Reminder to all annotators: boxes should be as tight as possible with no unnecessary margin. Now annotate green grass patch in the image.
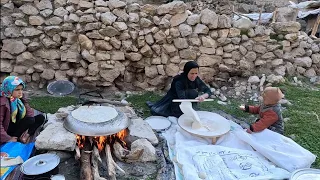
[29,96,78,114]
[126,92,162,118]
[240,29,249,36]
[278,84,320,168]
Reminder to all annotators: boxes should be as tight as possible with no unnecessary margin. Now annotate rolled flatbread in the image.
[179,102,214,131]
[71,106,118,123]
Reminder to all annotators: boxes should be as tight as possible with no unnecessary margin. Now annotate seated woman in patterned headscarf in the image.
[147,61,212,118]
[0,76,45,144]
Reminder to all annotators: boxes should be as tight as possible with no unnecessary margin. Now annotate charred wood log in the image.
[80,139,93,180]
[105,144,125,180]
[113,141,144,162]
[91,146,107,180]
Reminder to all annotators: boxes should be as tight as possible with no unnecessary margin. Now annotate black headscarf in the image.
[172,61,199,90]
[182,61,199,76]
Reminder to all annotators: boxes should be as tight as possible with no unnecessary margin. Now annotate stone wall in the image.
[1,0,319,91]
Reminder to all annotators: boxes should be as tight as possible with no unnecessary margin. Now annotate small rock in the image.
[114,91,124,97]
[279,99,292,106]
[217,101,227,105]
[120,99,129,105]
[289,134,296,140]
[221,86,227,91]
[248,76,260,84]
[219,94,227,102]
[283,118,290,122]
[310,76,319,84]
[55,112,69,119]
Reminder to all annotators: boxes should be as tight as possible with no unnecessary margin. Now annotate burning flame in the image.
[76,129,128,151]
[76,135,86,149]
[94,136,106,151]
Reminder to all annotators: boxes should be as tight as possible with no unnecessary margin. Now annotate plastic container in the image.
[290,168,320,180]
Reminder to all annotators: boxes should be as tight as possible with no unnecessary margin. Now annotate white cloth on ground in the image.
[162,116,315,180]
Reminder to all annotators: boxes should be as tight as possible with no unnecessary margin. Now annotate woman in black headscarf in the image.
[147,61,212,118]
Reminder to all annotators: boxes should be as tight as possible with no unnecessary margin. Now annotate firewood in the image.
[105,144,125,180]
[257,7,263,25]
[272,8,278,23]
[113,142,144,162]
[311,14,320,37]
[80,140,93,180]
[88,137,94,146]
[91,146,106,180]
[113,142,130,161]
[126,149,144,162]
[75,146,81,160]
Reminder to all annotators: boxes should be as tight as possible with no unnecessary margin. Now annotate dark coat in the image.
[150,75,212,117]
[0,96,34,143]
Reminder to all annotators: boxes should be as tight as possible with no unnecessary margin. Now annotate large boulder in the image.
[127,118,158,145]
[233,17,254,30]
[35,122,76,151]
[2,40,26,55]
[275,7,297,22]
[271,22,301,33]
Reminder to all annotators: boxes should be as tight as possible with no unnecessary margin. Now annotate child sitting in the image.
[240,87,284,134]
[0,76,45,144]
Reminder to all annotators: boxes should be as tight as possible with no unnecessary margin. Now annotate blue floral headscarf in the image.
[0,76,26,123]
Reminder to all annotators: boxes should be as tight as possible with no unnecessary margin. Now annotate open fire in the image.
[75,129,130,180]
[76,129,128,151]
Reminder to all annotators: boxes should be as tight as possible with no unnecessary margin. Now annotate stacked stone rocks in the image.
[1,0,319,90]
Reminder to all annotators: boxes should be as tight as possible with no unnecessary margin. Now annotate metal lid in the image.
[290,168,320,180]
[64,106,129,136]
[145,116,171,132]
[20,153,60,175]
[47,80,75,96]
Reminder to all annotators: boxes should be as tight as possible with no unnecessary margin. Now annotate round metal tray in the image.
[47,80,75,96]
[145,116,171,132]
[20,154,60,176]
[63,107,129,136]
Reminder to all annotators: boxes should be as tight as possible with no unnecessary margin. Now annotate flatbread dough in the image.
[71,106,118,123]
[1,156,24,167]
[191,121,202,129]
[179,101,211,131]
[179,101,202,125]
[178,111,231,137]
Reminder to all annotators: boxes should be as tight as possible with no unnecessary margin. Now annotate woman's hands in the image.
[195,93,209,102]
[8,137,18,142]
[239,105,245,111]
[19,131,30,144]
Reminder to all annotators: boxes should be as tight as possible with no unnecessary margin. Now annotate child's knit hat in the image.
[262,87,284,105]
